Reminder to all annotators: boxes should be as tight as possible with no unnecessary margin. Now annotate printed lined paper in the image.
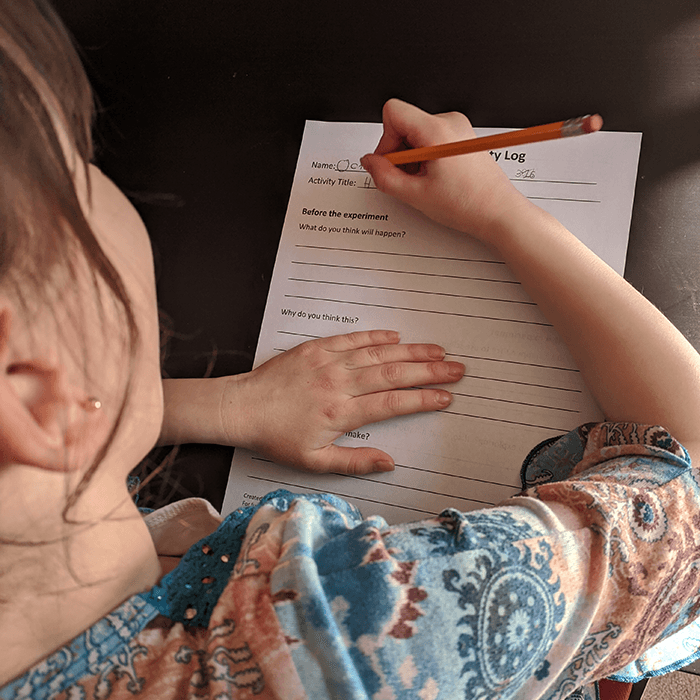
[222,120,642,523]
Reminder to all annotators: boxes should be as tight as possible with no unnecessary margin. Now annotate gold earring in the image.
[81,397,102,412]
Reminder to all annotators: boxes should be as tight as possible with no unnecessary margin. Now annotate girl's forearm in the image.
[158,377,228,446]
[486,200,700,458]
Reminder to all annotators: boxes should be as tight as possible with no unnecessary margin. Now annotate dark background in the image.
[52,0,700,513]
[50,2,700,686]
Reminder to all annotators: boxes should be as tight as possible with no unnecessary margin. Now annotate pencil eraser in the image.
[583,114,604,133]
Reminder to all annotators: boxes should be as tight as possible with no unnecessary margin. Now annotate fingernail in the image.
[428,346,446,359]
[448,362,465,379]
[436,392,452,406]
[374,460,395,472]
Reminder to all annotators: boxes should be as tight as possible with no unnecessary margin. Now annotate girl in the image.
[2,1,700,698]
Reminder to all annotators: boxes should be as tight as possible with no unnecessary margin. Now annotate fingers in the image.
[375,99,473,153]
[342,340,464,393]
[308,444,396,475]
[308,331,453,368]
[312,329,400,353]
[361,99,477,202]
[349,386,454,428]
[300,332,464,394]
[343,340,446,368]
[361,100,435,198]
[352,359,465,397]
[374,99,437,152]
[361,152,423,200]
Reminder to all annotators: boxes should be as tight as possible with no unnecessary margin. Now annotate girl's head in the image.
[0,0,148,516]
[0,5,163,683]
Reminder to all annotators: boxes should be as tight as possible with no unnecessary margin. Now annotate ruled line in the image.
[448,353,579,373]
[510,178,597,186]
[440,410,570,432]
[342,473,497,507]
[463,374,581,393]
[278,330,321,339]
[290,261,519,286]
[451,391,579,413]
[295,244,506,265]
[527,196,601,203]
[288,277,535,306]
[395,462,516,489]
[247,474,439,515]
[283,294,552,327]
[251,453,516,491]
[248,466,506,512]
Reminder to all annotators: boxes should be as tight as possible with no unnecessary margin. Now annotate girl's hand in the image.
[361,99,530,240]
[221,330,464,475]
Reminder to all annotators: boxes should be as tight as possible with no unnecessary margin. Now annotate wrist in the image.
[476,195,549,252]
[159,376,229,446]
[218,371,258,450]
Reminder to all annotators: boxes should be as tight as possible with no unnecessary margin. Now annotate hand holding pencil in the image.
[361,99,602,239]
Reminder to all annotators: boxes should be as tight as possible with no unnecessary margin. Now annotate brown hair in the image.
[0,0,138,522]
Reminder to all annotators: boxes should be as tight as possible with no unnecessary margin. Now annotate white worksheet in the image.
[222,120,642,523]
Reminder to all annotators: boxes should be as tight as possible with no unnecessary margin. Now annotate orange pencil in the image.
[383,114,604,165]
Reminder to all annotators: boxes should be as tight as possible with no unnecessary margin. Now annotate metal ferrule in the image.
[561,115,590,137]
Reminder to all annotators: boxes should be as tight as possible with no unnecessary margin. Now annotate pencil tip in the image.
[583,114,604,133]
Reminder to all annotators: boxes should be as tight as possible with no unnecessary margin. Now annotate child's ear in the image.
[0,304,93,472]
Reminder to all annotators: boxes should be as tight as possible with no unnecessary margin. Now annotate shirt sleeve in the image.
[524,423,700,686]
[239,422,700,700]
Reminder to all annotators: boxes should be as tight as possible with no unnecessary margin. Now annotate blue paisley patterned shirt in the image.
[2,422,700,700]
